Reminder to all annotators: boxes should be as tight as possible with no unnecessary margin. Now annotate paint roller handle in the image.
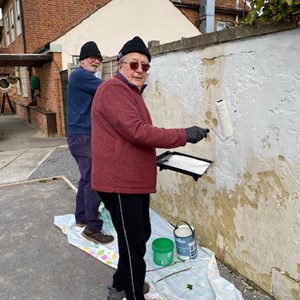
[185,126,209,144]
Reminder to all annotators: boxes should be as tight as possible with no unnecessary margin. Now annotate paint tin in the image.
[174,221,197,260]
[152,237,174,266]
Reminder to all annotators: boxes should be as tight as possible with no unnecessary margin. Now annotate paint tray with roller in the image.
[156,151,213,181]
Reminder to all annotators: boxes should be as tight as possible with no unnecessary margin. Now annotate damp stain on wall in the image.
[201,78,219,90]
[152,158,298,294]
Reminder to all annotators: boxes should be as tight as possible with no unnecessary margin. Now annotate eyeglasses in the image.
[89,56,101,62]
[122,61,150,72]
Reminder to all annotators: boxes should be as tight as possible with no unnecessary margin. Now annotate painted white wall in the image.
[145,28,300,299]
[50,0,201,69]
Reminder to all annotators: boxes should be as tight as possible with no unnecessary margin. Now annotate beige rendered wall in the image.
[50,0,201,70]
[144,25,300,300]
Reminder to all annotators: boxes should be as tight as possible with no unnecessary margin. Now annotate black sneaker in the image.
[82,227,114,245]
[107,282,150,300]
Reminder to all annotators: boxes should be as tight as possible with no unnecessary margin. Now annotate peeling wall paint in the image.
[144,27,300,299]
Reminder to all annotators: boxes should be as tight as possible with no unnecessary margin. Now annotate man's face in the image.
[118,53,150,90]
[81,56,101,74]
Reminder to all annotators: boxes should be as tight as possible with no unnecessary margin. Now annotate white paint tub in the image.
[174,221,197,260]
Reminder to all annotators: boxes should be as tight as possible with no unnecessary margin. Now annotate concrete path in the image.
[0,114,66,184]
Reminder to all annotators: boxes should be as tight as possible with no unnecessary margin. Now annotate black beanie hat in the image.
[118,36,151,62]
[79,41,103,61]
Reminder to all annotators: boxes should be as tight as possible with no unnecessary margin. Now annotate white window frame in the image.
[4,15,10,46]
[72,56,80,66]
[15,67,21,95]
[20,67,28,98]
[15,0,22,36]
[217,21,231,31]
[9,5,15,42]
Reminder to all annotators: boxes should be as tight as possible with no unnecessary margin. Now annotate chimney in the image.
[199,0,215,33]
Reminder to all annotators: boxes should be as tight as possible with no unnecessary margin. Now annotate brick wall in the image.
[31,52,65,136]
[29,106,57,136]
[216,0,246,10]
[13,101,29,121]
[178,7,200,28]
[29,109,47,133]
[175,0,249,30]
[3,52,65,137]
[1,0,111,53]
[21,0,111,53]
[4,34,25,54]
[215,0,248,25]
[0,85,18,113]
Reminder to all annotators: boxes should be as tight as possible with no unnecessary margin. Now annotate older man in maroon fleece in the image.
[91,36,209,300]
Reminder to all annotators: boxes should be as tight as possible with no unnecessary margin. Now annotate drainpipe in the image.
[199,0,215,33]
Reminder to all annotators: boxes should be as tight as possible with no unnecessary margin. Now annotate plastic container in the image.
[174,221,197,260]
[152,237,174,266]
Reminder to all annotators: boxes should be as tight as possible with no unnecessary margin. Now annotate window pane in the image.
[15,0,22,35]
[9,6,15,42]
[4,15,10,46]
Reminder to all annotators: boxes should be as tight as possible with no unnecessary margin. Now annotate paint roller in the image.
[210,99,233,141]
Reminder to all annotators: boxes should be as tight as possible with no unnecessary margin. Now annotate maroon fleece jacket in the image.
[91,74,187,194]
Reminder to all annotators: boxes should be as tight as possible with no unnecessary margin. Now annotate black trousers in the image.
[98,192,151,300]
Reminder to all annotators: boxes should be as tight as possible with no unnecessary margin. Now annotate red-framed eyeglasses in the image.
[122,61,150,72]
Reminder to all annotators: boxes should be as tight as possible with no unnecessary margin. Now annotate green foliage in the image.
[245,0,300,25]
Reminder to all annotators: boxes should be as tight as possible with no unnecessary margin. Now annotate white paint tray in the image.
[156,151,213,181]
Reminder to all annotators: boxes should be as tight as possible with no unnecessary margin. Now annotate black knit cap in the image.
[118,36,151,62]
[79,41,103,61]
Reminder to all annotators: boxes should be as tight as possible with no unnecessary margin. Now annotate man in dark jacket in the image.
[92,36,208,300]
[67,41,113,245]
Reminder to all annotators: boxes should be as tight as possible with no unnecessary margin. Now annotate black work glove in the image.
[185,126,209,143]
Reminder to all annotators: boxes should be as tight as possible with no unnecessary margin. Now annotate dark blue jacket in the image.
[67,66,102,135]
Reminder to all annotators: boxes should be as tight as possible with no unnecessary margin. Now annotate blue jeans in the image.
[67,134,103,231]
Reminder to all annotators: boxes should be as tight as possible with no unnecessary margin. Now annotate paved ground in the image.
[0,114,66,184]
[0,114,275,300]
[0,177,115,300]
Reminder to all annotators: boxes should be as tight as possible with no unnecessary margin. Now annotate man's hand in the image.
[185,126,209,143]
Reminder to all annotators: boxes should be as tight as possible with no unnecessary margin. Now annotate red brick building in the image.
[0,0,112,136]
[172,0,248,31]
[0,0,249,136]
[0,0,110,53]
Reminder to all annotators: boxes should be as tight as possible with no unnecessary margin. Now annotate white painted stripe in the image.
[118,194,137,300]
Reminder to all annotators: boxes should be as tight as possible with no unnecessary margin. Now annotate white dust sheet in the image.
[54,206,243,300]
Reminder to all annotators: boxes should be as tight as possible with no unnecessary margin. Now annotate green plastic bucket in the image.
[152,237,174,266]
